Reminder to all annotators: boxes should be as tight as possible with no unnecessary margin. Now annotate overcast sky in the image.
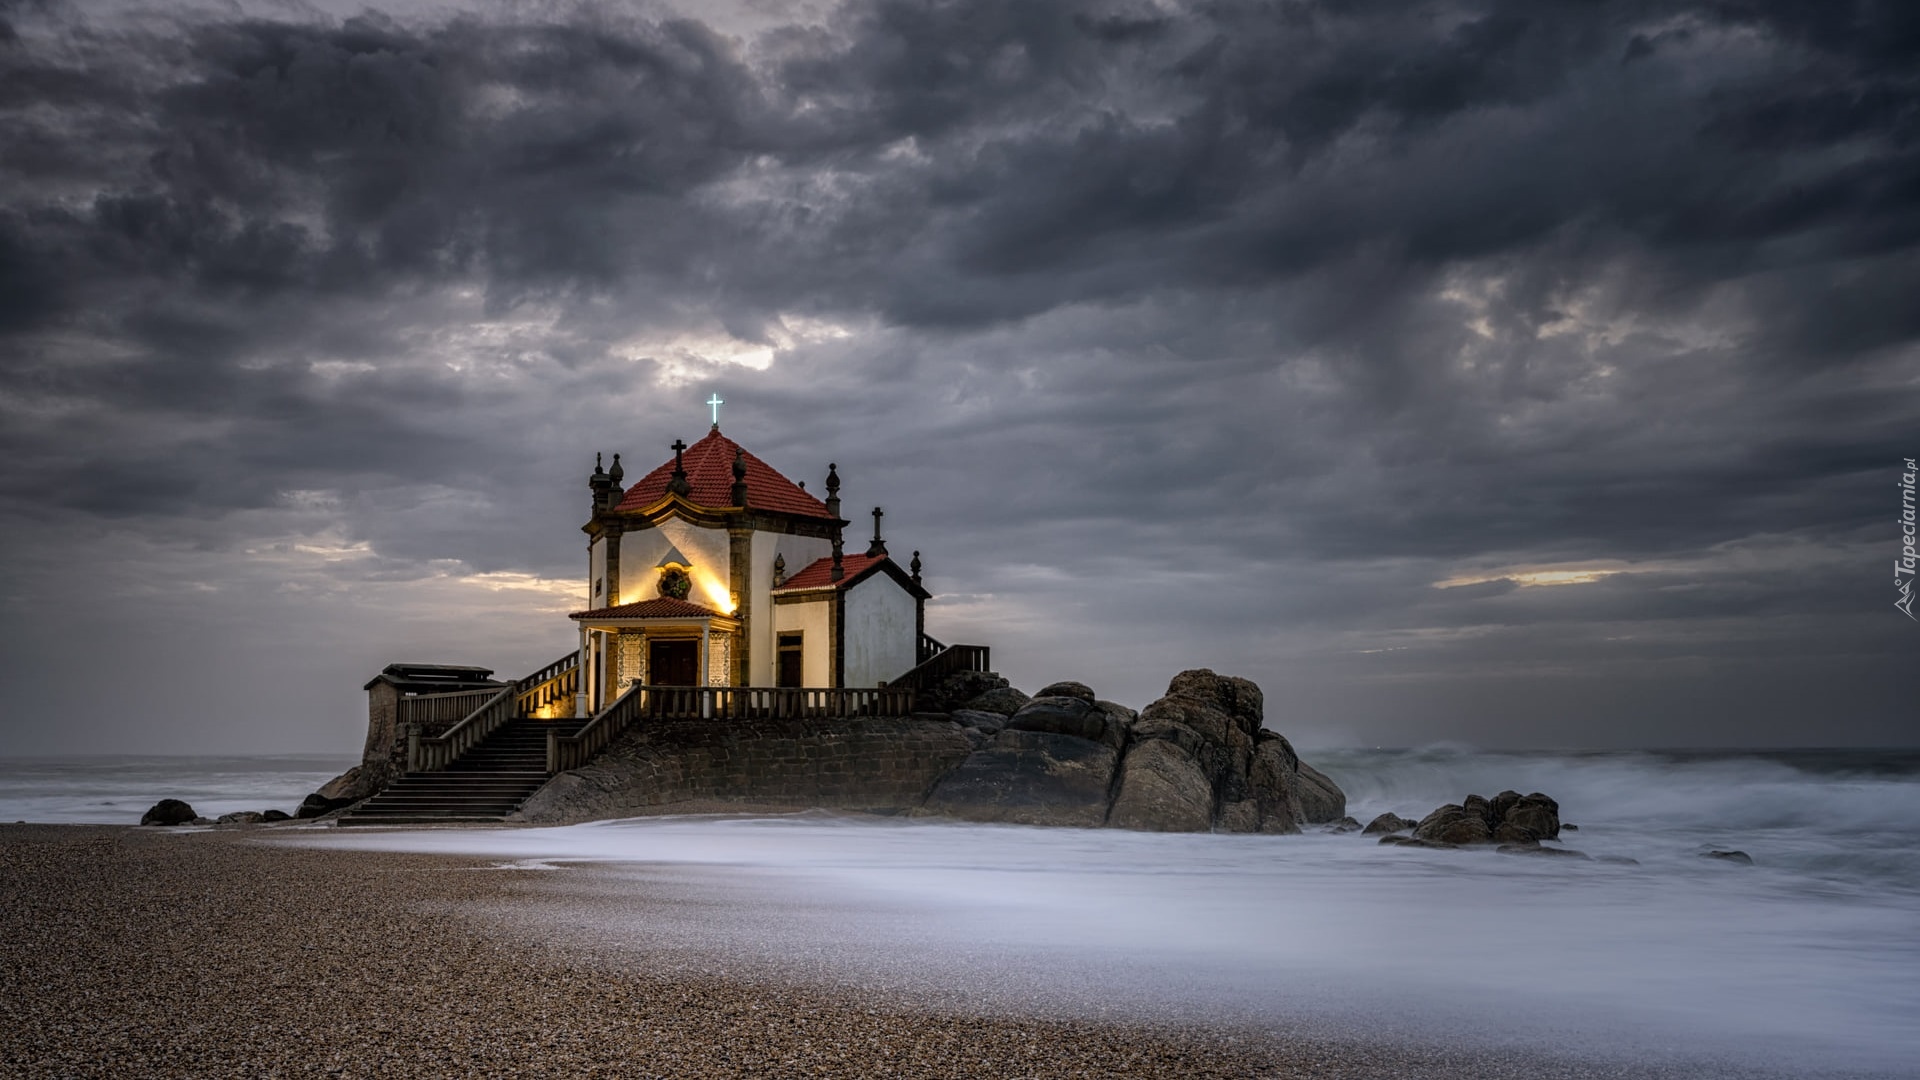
[2,0,1916,755]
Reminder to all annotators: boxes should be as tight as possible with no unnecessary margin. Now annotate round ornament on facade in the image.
[659,566,692,600]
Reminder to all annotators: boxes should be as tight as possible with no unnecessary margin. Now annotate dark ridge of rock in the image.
[1498,844,1590,859]
[297,793,354,819]
[1005,696,1120,750]
[140,799,196,826]
[961,687,1031,717]
[216,811,265,825]
[1034,680,1096,703]
[1562,823,1579,831]
[1492,821,1541,845]
[1379,834,1457,849]
[1323,816,1362,833]
[1504,792,1561,840]
[260,809,292,823]
[949,710,1009,734]
[1596,854,1640,865]
[1704,849,1754,865]
[919,670,1013,714]
[1362,812,1416,835]
[918,730,1117,828]
[316,766,368,803]
[1462,794,1494,827]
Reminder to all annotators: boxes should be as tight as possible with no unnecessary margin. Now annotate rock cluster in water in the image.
[1368,790,1569,853]
[921,669,1345,833]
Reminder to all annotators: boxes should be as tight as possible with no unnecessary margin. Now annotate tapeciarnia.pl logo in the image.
[1899,457,1917,621]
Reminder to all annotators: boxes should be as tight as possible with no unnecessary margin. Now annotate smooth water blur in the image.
[297,747,1920,1077]
[0,755,353,822]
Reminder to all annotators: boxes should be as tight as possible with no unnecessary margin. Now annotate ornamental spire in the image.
[668,439,690,497]
[867,506,887,557]
[730,447,748,506]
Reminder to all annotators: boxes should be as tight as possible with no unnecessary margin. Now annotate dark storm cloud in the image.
[0,0,1915,752]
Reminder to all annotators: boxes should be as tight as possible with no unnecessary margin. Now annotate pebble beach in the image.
[0,824,1850,1079]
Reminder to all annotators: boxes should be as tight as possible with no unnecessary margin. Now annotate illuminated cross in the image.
[707,393,725,426]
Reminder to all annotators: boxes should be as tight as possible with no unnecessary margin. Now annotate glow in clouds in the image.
[1435,560,1637,589]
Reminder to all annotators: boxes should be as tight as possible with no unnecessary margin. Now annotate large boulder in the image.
[1503,792,1561,840]
[1107,739,1215,832]
[920,670,1015,714]
[139,799,196,826]
[1034,680,1096,703]
[316,765,373,803]
[961,686,1032,717]
[918,729,1118,827]
[1005,696,1130,752]
[1109,669,1338,834]
[1294,760,1347,824]
[297,792,354,819]
[1414,804,1493,845]
[1363,812,1417,835]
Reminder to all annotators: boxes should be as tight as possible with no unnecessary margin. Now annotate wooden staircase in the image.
[338,717,567,825]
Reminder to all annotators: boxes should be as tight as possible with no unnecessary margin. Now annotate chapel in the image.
[569,419,932,715]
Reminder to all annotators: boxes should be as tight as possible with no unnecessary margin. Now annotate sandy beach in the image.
[0,823,1867,1080]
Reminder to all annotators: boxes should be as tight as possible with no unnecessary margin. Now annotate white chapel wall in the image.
[619,520,733,611]
[588,536,607,607]
[772,599,832,686]
[843,576,917,687]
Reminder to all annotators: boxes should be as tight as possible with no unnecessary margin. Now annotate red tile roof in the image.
[772,553,889,592]
[570,597,725,620]
[616,429,836,521]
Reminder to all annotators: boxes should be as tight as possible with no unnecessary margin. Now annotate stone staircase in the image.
[338,717,563,825]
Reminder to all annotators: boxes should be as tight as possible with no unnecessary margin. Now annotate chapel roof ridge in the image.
[613,427,838,521]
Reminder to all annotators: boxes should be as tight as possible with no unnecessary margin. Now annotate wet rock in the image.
[315,766,370,803]
[1503,792,1561,840]
[917,730,1118,828]
[139,799,196,826]
[216,811,265,825]
[1106,739,1214,832]
[1497,844,1590,860]
[1562,823,1579,831]
[1379,834,1457,849]
[1362,812,1417,835]
[1325,816,1362,833]
[260,809,292,823]
[1006,696,1127,752]
[1704,849,1754,865]
[296,793,354,819]
[1295,761,1346,824]
[1492,821,1541,845]
[1462,793,1494,827]
[1414,804,1493,845]
[1034,680,1096,703]
[1595,854,1639,866]
[961,687,1031,717]
[950,710,1008,734]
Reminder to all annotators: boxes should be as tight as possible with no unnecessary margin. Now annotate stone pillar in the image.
[728,526,752,684]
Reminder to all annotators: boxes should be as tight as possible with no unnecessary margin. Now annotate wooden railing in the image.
[886,643,991,693]
[397,687,504,730]
[917,632,946,665]
[516,650,579,717]
[547,683,643,774]
[546,683,918,774]
[408,686,515,773]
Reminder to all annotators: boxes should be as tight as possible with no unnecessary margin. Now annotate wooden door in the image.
[649,639,699,686]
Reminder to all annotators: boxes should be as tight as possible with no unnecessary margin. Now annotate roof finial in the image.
[668,438,691,497]
[607,452,624,485]
[910,550,922,584]
[824,462,841,519]
[772,552,787,587]
[707,392,724,429]
[867,506,887,557]
[730,447,748,506]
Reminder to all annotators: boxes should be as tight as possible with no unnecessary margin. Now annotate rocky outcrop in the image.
[215,811,265,825]
[1363,812,1416,835]
[140,799,196,826]
[519,669,1345,834]
[1394,789,1571,852]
